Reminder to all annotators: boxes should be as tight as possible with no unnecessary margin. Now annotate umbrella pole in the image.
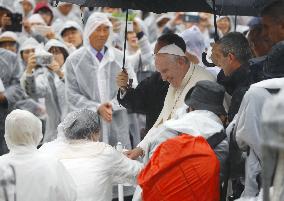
[212,0,219,42]
[122,9,133,87]
[122,9,129,70]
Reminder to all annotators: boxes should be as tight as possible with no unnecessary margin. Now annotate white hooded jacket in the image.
[64,12,137,148]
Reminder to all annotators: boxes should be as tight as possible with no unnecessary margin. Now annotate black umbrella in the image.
[51,0,213,13]
[52,0,276,15]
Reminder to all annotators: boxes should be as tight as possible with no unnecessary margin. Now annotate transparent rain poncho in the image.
[1,109,77,201]
[64,11,137,148]
[0,164,16,201]
[261,88,284,201]
[4,109,43,150]
[180,25,206,62]
[83,12,113,47]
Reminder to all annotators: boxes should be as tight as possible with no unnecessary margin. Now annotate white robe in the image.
[138,63,216,151]
[40,140,143,201]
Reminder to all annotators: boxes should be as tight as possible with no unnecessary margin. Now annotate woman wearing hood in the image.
[0,109,77,201]
[18,37,39,74]
[56,20,83,51]
[21,39,69,142]
[64,12,137,149]
[14,0,35,18]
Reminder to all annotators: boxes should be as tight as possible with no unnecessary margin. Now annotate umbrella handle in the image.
[122,9,129,70]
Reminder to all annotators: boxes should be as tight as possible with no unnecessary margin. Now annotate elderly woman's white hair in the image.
[83,12,113,47]
[4,109,43,150]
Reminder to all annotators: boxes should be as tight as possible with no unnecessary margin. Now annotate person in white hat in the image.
[0,31,18,53]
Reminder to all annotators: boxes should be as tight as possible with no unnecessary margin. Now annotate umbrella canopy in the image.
[209,0,274,16]
[53,0,213,13]
[53,0,276,16]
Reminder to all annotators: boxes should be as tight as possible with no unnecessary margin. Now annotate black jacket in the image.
[117,72,169,131]
[217,66,250,122]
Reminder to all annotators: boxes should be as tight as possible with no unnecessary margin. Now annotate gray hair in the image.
[62,109,100,140]
[217,32,252,65]
[170,54,190,65]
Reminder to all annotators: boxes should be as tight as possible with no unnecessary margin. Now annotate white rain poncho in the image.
[0,109,77,201]
[234,78,284,197]
[180,25,206,64]
[21,39,68,142]
[40,109,143,201]
[261,88,284,201]
[64,12,137,148]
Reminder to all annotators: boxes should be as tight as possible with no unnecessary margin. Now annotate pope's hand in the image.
[124,147,144,160]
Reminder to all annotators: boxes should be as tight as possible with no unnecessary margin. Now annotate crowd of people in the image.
[0,0,284,200]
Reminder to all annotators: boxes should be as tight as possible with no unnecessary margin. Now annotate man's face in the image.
[154,42,185,88]
[212,44,233,76]
[89,24,110,51]
[62,28,83,48]
[211,43,221,65]
[262,15,284,45]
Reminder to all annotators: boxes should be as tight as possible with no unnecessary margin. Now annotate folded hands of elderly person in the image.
[98,102,113,122]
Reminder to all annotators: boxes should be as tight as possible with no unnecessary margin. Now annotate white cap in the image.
[19,37,39,52]
[0,31,18,43]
